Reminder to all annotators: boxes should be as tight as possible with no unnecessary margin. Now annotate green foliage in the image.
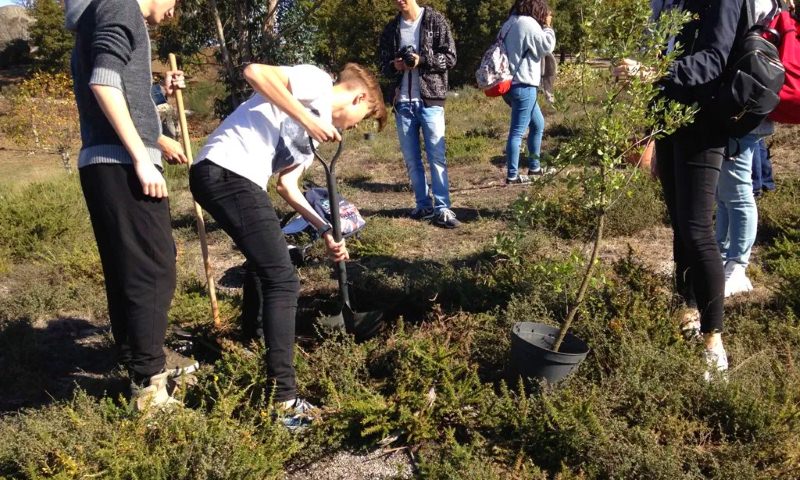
[443,0,514,86]
[552,0,587,61]
[0,71,80,172]
[157,0,325,116]
[0,177,91,261]
[759,179,800,315]
[348,219,400,257]
[29,0,73,73]
[0,391,295,479]
[170,277,240,327]
[509,168,666,239]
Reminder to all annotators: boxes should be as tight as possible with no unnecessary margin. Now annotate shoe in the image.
[678,308,702,342]
[130,370,182,412]
[275,397,318,432]
[163,347,199,378]
[506,175,531,185]
[528,166,556,177]
[703,344,729,382]
[724,261,753,298]
[409,206,435,220]
[432,208,461,229]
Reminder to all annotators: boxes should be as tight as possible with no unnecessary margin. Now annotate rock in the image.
[0,6,33,50]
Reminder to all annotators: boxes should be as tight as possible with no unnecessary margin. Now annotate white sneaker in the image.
[724,261,753,298]
[275,397,319,432]
[130,370,182,412]
[703,345,729,382]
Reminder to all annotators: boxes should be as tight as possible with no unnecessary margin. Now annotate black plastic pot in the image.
[511,322,589,384]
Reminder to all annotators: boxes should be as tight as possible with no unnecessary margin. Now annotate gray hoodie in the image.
[67,0,162,168]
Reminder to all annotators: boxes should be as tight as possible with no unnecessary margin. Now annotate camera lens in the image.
[399,45,417,67]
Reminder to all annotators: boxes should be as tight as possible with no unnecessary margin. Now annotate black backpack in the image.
[712,0,785,138]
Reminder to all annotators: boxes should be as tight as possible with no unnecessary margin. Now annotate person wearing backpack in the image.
[500,0,556,184]
[614,0,770,381]
[379,0,460,228]
[716,1,783,299]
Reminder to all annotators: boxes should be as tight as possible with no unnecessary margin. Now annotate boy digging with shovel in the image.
[189,63,386,430]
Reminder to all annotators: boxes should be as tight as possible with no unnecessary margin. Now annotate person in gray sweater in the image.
[66,0,192,411]
[501,0,556,184]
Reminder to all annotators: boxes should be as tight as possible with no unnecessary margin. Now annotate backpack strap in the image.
[745,0,756,28]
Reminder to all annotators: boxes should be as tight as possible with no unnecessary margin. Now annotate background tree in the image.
[156,0,324,116]
[28,0,72,73]
[0,72,80,173]
[444,0,513,86]
[551,0,586,62]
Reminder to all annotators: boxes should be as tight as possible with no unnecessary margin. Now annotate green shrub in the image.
[0,391,295,479]
[510,169,666,240]
[350,217,404,257]
[0,178,92,261]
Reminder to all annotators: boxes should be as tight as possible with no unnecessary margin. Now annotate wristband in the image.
[317,223,333,237]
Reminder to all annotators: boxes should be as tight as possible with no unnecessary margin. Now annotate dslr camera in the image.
[397,45,418,68]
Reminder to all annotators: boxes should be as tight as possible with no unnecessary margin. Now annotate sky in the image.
[0,0,19,7]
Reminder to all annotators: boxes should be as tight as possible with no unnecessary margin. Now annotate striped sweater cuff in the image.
[78,144,163,169]
[89,67,124,90]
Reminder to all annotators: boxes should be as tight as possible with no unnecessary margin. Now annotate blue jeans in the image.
[751,137,775,195]
[503,84,545,179]
[716,134,759,266]
[395,101,451,212]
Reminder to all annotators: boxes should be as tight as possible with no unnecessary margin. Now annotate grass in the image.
[0,87,799,479]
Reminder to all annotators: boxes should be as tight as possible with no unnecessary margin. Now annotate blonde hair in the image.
[337,63,388,131]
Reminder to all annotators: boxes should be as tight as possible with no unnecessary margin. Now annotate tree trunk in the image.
[553,212,605,352]
[207,0,239,108]
[59,149,72,174]
[265,0,279,35]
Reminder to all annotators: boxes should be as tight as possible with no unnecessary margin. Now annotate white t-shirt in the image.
[397,8,424,103]
[197,65,334,190]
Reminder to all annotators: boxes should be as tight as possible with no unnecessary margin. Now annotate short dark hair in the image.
[510,0,550,25]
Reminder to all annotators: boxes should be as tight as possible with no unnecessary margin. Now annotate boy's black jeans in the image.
[190,161,299,402]
[656,129,725,334]
[79,164,176,383]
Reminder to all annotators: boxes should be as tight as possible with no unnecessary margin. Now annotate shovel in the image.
[309,137,384,341]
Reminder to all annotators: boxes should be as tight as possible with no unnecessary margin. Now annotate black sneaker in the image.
[409,206,435,220]
[433,208,461,229]
[506,175,531,185]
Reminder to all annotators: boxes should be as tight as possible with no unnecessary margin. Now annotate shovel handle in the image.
[308,136,351,309]
[309,136,344,174]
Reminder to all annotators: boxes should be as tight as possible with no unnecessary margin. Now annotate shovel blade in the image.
[317,312,346,330]
[346,306,385,342]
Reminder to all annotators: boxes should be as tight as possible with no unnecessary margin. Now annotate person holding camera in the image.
[379,0,459,228]
[501,0,556,184]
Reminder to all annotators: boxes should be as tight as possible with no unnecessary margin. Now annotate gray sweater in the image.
[67,0,162,168]
[501,15,556,87]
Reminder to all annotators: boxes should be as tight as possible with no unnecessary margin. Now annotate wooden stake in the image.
[169,53,221,327]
